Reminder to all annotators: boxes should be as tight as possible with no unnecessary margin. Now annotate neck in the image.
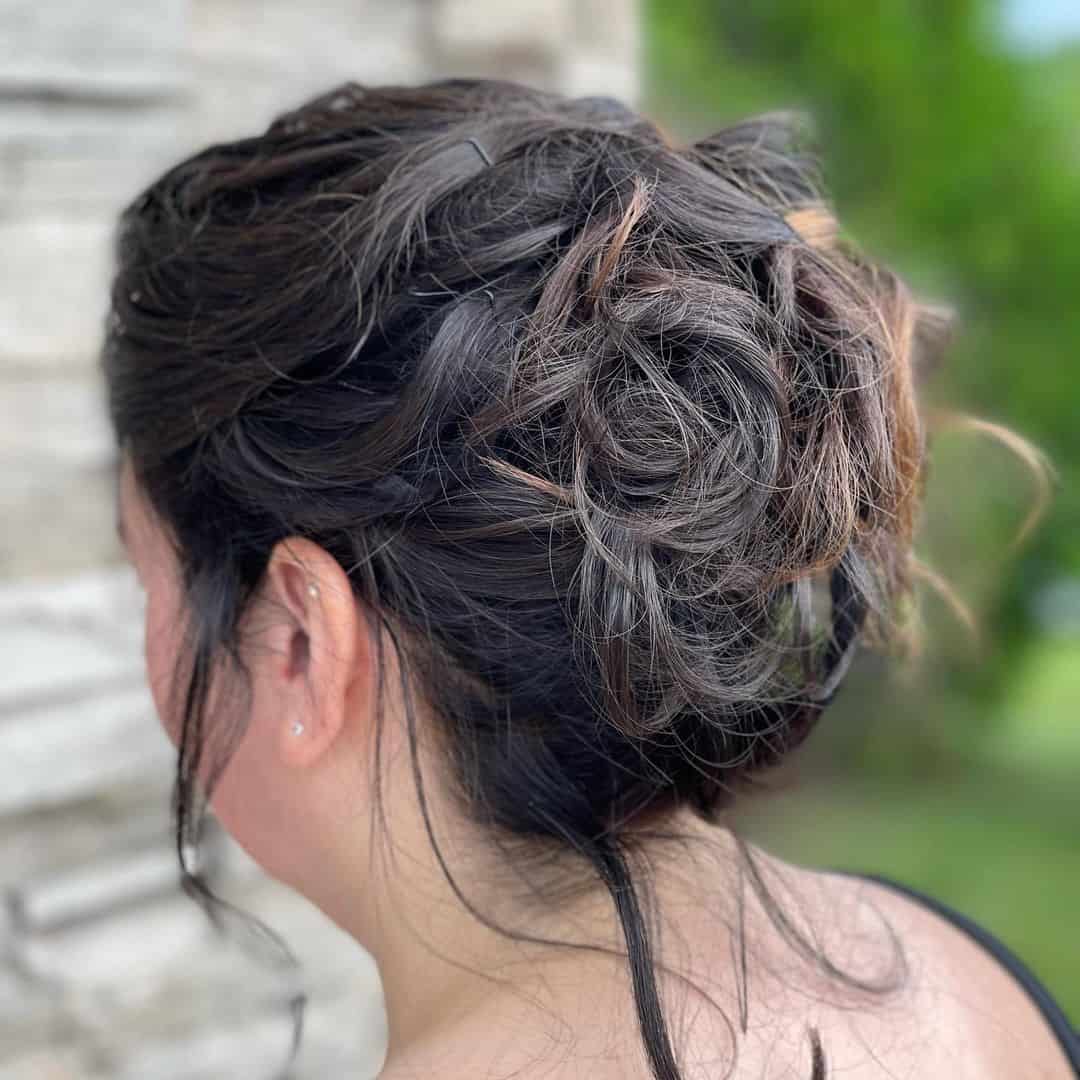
[294,714,741,1071]
[340,797,736,1068]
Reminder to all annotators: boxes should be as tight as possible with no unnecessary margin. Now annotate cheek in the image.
[138,558,302,884]
[142,585,300,883]
[142,571,188,748]
[206,715,301,883]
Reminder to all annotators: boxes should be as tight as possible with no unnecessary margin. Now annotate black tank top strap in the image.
[844,870,1079,1074]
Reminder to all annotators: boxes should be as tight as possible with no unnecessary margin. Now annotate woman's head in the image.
[103,78,939,1078]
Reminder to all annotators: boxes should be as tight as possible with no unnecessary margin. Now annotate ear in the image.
[257,537,364,770]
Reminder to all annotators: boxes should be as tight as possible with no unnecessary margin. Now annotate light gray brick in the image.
[572,0,641,62]
[430,0,573,56]
[0,379,121,579]
[0,1045,88,1080]
[17,868,384,1076]
[0,787,170,888]
[0,461,121,578]
[0,220,113,369]
[0,0,189,99]
[0,100,186,215]
[0,569,142,711]
[0,615,139,713]
[12,846,182,933]
[188,0,425,144]
[191,0,422,79]
[0,566,141,636]
[0,682,168,814]
[562,54,641,106]
[0,376,113,466]
[0,970,82,1068]
[0,100,186,146]
[1,146,180,216]
[16,892,207,989]
[111,1009,304,1080]
[109,990,383,1080]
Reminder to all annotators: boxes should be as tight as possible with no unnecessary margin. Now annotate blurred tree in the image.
[647,0,1080,767]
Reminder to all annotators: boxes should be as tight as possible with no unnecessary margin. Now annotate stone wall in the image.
[0,2,641,1076]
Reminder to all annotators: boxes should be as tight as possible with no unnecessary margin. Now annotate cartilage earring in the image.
[307,583,319,599]
[291,720,305,736]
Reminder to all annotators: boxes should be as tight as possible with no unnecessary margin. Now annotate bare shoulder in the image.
[800,866,1076,1080]
[379,853,1075,1080]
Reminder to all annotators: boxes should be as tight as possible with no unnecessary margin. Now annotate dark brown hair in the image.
[102,78,945,1079]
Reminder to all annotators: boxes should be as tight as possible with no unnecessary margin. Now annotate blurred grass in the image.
[737,769,1080,1018]
[987,637,1080,773]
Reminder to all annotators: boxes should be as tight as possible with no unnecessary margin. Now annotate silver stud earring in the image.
[306,583,319,599]
[291,720,305,737]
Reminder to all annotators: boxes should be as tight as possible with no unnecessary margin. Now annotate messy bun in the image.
[104,79,942,1079]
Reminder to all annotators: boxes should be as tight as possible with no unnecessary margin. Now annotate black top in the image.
[851,871,1079,1075]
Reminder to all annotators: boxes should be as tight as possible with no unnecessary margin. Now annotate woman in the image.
[102,79,1077,1078]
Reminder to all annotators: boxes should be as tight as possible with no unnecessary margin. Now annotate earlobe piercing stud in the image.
[291,720,305,737]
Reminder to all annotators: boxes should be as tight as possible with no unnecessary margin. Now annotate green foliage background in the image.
[646,0,1079,1015]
